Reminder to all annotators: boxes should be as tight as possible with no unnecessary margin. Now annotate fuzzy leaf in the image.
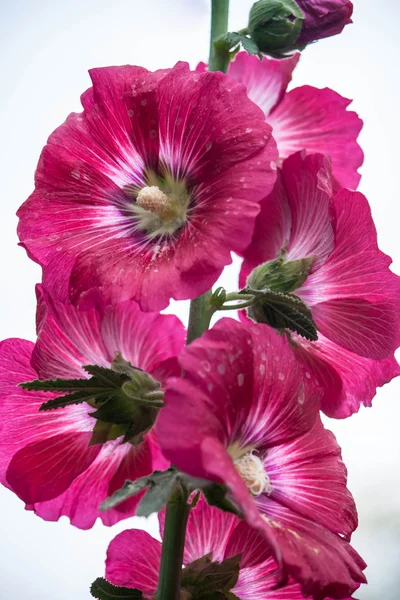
[215,31,262,59]
[136,471,180,517]
[100,468,177,511]
[90,578,143,600]
[248,290,318,341]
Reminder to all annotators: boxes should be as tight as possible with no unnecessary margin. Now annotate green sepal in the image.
[90,578,144,599]
[100,468,178,514]
[247,255,315,294]
[248,290,318,341]
[210,287,227,310]
[181,554,241,599]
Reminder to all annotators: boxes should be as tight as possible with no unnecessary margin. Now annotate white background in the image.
[0,1,399,598]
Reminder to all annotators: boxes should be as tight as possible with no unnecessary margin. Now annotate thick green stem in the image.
[186,290,214,344]
[156,485,190,600]
[209,0,230,72]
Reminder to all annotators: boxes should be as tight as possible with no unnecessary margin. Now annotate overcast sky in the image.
[0,1,399,598]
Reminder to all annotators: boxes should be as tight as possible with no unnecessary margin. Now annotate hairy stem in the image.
[156,485,190,600]
[186,290,214,344]
[209,0,230,72]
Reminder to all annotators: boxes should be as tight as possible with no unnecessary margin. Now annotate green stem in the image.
[186,290,214,344]
[219,299,255,311]
[225,292,254,302]
[209,0,230,72]
[156,485,190,600]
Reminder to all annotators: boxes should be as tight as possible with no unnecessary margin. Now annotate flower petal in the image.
[256,499,366,600]
[31,288,185,379]
[183,494,238,564]
[106,529,161,597]
[0,338,93,489]
[268,87,363,189]
[28,434,166,529]
[282,152,335,270]
[266,419,357,539]
[301,189,400,358]
[227,52,300,117]
[6,431,100,504]
[293,332,400,418]
[158,319,319,463]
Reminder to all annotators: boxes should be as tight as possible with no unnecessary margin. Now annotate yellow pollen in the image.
[234,451,272,497]
[136,186,173,218]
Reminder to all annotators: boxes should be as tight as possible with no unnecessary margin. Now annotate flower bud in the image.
[296,0,353,45]
[248,0,304,55]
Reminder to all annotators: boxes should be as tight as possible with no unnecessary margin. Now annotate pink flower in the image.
[17,63,277,312]
[105,495,361,599]
[156,318,366,598]
[296,1,353,45]
[198,51,362,189]
[240,152,400,417]
[0,287,185,529]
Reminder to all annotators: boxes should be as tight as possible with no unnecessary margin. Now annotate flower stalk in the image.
[155,485,190,600]
[209,0,230,73]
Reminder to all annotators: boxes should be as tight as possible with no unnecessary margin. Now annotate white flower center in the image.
[124,174,190,238]
[136,186,173,218]
[233,450,272,497]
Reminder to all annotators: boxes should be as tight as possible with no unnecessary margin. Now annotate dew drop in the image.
[237,373,244,387]
[217,363,225,375]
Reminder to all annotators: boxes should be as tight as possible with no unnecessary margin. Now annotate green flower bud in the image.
[248,0,304,55]
[247,255,315,294]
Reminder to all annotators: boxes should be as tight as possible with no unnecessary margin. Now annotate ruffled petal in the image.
[0,338,93,488]
[28,434,166,529]
[106,529,161,597]
[240,152,335,286]
[158,319,319,464]
[282,152,335,270]
[31,288,185,379]
[268,87,363,189]
[239,172,291,287]
[256,499,366,600]
[227,52,300,117]
[293,332,400,418]
[182,494,238,564]
[265,419,357,539]
[6,431,100,504]
[300,189,400,358]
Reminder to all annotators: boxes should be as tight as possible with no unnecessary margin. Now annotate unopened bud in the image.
[248,0,304,55]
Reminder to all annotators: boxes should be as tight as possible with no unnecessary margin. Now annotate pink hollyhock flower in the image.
[0,287,184,529]
[198,51,362,189]
[240,152,400,418]
[296,1,353,45]
[156,318,366,598]
[105,495,362,599]
[17,62,277,312]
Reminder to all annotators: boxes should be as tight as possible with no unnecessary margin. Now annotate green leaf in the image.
[39,389,119,411]
[136,471,180,517]
[239,34,262,57]
[248,290,318,341]
[215,31,262,59]
[83,364,130,387]
[90,578,144,600]
[20,377,98,392]
[100,468,177,511]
